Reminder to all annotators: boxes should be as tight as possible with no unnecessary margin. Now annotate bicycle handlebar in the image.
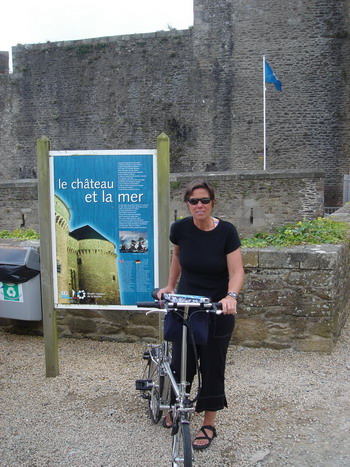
[137,290,225,314]
[136,300,223,314]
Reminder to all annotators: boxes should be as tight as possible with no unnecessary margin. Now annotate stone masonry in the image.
[0,170,324,237]
[0,0,350,205]
[1,204,349,352]
[170,170,324,237]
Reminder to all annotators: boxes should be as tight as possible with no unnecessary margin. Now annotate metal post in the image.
[37,136,59,377]
[263,55,267,171]
[343,174,350,205]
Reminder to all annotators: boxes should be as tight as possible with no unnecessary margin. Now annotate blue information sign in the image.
[50,150,158,308]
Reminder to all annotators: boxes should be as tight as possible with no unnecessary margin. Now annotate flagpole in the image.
[263,55,267,170]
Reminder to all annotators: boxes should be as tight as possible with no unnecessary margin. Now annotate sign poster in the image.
[50,151,158,308]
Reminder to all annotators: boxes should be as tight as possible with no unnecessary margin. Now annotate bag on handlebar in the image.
[164,310,209,345]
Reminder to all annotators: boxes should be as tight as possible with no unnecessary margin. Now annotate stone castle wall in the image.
[0,180,38,231]
[0,0,349,205]
[1,215,349,352]
[52,242,348,352]
[238,243,350,352]
[0,51,9,73]
[170,170,324,237]
[0,170,325,237]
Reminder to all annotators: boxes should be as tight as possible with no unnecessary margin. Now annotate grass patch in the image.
[241,218,350,248]
[0,228,40,240]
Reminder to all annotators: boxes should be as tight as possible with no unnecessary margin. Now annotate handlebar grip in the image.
[212,302,222,314]
[136,301,161,308]
[151,288,161,300]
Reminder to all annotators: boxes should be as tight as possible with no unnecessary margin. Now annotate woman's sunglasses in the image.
[187,197,212,205]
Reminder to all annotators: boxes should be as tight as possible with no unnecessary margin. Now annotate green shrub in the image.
[241,218,350,248]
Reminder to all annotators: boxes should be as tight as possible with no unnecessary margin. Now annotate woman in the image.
[158,179,244,450]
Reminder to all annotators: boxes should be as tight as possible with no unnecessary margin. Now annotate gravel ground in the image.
[1,319,350,467]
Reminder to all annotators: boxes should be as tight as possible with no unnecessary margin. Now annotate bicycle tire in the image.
[147,350,163,423]
[172,420,193,467]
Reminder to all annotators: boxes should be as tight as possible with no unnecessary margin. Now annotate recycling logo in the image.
[6,286,17,297]
[0,282,22,302]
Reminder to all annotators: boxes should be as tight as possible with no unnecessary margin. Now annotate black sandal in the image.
[192,425,217,450]
[162,411,173,429]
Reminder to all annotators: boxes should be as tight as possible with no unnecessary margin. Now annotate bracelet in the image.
[227,292,238,300]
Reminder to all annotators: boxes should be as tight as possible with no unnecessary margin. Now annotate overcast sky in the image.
[0,0,193,53]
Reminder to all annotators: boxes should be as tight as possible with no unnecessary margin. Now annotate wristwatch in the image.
[227,292,239,300]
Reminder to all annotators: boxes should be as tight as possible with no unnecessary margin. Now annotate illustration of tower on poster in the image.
[55,195,120,305]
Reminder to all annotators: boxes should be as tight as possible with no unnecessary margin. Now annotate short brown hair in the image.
[183,179,216,203]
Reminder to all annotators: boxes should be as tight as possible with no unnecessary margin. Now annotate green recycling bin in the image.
[0,246,42,320]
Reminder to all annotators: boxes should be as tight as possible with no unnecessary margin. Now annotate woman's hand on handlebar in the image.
[219,295,238,315]
[157,286,175,300]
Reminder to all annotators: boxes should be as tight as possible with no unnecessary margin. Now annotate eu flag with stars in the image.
[265,60,282,92]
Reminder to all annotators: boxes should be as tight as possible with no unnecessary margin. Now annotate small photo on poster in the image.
[119,231,148,254]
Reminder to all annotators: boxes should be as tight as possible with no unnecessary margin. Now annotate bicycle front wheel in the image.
[172,420,193,467]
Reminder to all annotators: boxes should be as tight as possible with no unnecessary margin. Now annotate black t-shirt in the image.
[170,217,241,302]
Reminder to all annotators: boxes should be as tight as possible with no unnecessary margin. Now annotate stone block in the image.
[65,315,98,334]
[263,306,298,318]
[258,245,344,270]
[100,310,131,325]
[96,323,124,334]
[125,325,158,339]
[286,270,335,288]
[231,316,268,346]
[130,310,159,328]
[298,245,344,270]
[244,269,290,290]
[259,248,302,269]
[242,248,259,267]
[266,321,292,336]
[242,288,299,308]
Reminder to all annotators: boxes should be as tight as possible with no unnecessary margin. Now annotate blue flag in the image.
[265,60,282,92]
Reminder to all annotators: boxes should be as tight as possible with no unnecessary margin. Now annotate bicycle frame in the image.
[136,294,222,466]
[178,304,190,404]
[139,304,193,413]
